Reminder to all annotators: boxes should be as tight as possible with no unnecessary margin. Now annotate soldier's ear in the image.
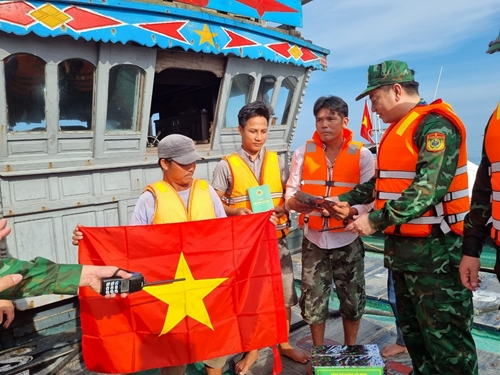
[393,84,403,101]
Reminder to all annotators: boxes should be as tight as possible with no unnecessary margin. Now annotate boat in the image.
[0,1,498,374]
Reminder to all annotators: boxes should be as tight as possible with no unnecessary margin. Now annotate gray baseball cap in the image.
[157,134,202,164]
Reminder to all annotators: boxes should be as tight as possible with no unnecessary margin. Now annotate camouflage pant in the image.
[279,236,299,308]
[393,269,478,375]
[494,244,500,283]
[299,237,366,324]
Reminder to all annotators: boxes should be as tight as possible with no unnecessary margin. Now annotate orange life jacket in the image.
[222,150,289,238]
[145,179,216,223]
[484,101,500,245]
[298,128,362,232]
[375,99,469,237]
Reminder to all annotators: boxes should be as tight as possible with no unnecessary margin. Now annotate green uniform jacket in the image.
[463,111,497,257]
[340,107,463,273]
[0,257,82,299]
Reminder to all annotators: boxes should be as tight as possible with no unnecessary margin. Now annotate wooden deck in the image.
[3,250,499,375]
[218,249,500,375]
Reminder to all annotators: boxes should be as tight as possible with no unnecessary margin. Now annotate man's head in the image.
[357,60,420,124]
[238,101,270,127]
[313,96,349,145]
[237,101,270,155]
[157,134,202,190]
[486,29,500,54]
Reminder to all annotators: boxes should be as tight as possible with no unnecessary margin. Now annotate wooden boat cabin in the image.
[0,0,328,274]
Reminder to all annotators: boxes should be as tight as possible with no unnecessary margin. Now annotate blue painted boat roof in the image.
[0,0,329,70]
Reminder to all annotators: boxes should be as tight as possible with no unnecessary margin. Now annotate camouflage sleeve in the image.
[338,175,377,204]
[463,119,492,257]
[369,113,461,230]
[0,257,82,299]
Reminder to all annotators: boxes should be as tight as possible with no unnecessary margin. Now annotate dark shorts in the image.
[299,237,366,324]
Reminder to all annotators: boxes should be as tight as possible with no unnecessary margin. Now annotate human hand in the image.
[459,255,482,291]
[0,218,12,241]
[331,202,351,220]
[80,266,133,298]
[273,205,286,219]
[345,213,375,235]
[72,224,84,246]
[0,274,22,294]
[269,213,279,226]
[0,299,15,328]
[236,207,252,216]
[287,197,315,214]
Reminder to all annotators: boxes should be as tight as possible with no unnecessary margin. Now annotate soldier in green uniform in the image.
[333,60,478,375]
[460,30,500,289]
[0,218,131,299]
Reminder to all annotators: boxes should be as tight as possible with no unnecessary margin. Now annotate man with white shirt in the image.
[285,96,375,351]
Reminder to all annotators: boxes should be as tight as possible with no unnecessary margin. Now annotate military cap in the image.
[486,29,500,54]
[355,60,415,101]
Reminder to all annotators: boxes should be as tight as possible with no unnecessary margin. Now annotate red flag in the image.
[78,213,287,374]
[360,100,374,143]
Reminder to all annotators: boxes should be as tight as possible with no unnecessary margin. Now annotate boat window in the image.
[256,75,276,108]
[105,64,144,132]
[225,74,255,128]
[58,58,95,131]
[151,68,220,144]
[4,53,47,132]
[273,76,297,125]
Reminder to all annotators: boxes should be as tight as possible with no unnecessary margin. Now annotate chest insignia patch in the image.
[426,132,445,152]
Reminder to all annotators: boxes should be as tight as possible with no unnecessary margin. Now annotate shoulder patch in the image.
[426,132,445,152]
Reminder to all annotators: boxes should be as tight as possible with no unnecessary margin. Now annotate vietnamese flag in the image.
[360,100,374,144]
[78,212,287,374]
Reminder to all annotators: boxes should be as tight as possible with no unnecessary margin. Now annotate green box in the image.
[311,353,385,375]
[314,367,384,375]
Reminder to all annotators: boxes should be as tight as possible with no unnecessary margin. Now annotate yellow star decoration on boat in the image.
[143,253,228,336]
[195,24,218,46]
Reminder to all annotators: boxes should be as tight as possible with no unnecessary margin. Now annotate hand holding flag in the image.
[78,213,287,374]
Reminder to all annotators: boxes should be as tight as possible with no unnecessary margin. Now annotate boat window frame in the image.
[0,35,99,159]
[213,57,307,152]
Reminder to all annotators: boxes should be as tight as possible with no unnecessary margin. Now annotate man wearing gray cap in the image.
[73,134,227,375]
[460,30,500,289]
[332,60,478,374]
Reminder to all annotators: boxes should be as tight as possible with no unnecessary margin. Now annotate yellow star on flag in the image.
[362,115,369,127]
[195,24,218,46]
[143,253,228,336]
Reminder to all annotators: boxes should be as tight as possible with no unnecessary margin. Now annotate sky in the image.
[292,0,500,164]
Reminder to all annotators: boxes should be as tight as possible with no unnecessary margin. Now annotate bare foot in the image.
[381,343,407,357]
[234,350,259,375]
[279,343,309,363]
[305,362,312,375]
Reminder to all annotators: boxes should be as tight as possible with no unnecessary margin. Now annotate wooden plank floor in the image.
[57,250,500,374]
